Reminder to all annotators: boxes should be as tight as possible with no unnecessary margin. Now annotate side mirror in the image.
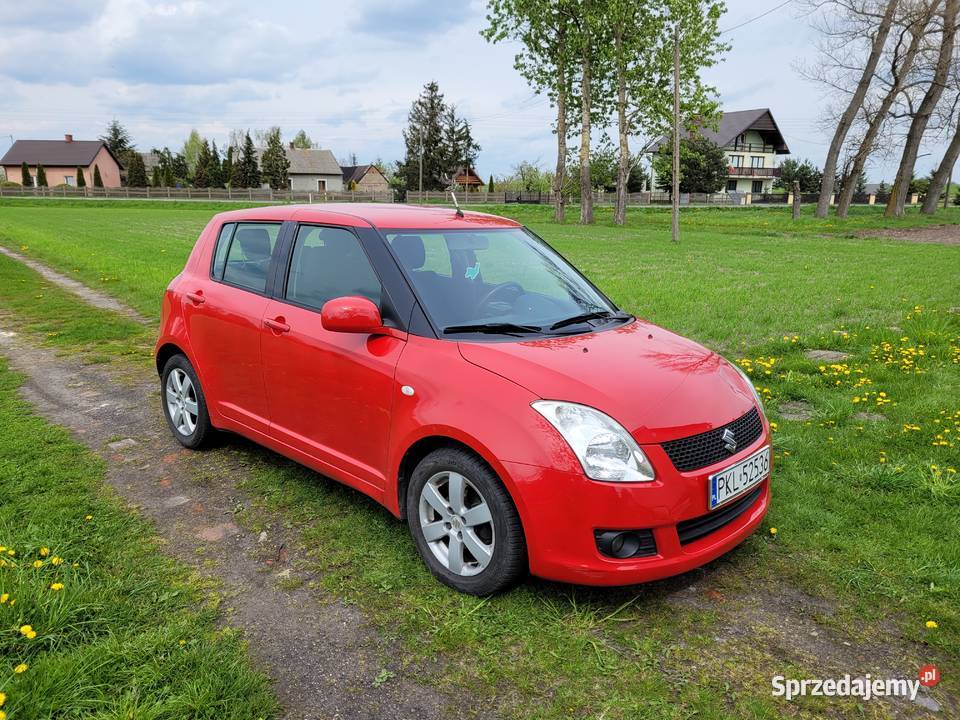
[321,296,383,334]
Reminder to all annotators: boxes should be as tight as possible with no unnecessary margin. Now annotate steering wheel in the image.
[476,281,525,313]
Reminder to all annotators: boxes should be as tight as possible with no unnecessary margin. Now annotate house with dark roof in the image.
[341,164,389,193]
[647,109,790,194]
[0,134,124,187]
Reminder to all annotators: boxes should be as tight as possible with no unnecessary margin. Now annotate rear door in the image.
[182,221,283,435]
[261,223,406,494]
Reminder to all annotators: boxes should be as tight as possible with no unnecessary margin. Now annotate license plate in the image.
[708,446,770,510]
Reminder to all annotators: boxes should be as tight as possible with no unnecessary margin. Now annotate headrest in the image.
[392,234,425,269]
[235,228,271,261]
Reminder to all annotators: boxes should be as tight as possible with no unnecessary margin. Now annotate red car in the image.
[155,204,770,595]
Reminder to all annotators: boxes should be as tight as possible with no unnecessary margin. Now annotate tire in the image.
[160,354,213,449]
[406,447,527,595]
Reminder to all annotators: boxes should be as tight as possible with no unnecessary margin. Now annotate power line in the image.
[720,0,794,34]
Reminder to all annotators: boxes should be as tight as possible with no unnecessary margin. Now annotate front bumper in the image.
[503,432,771,586]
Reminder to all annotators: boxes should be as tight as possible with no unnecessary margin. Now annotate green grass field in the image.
[0,354,276,719]
[0,198,958,718]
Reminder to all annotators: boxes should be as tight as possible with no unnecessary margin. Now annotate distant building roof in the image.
[0,137,124,167]
[342,164,373,184]
[646,109,790,154]
[454,167,484,185]
[256,147,341,176]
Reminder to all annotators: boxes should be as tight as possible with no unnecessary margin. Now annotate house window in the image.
[752,180,763,194]
[64,176,75,186]
[729,155,743,167]
[317,179,327,192]
[750,156,764,168]
[726,180,738,192]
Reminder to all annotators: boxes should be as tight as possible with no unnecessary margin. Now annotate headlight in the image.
[532,401,655,482]
[732,362,765,410]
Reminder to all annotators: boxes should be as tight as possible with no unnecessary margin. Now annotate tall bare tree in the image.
[812,0,900,218]
[836,2,937,216]
[886,0,959,216]
[922,110,960,211]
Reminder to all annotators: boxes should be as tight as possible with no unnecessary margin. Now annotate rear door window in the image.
[220,222,281,293]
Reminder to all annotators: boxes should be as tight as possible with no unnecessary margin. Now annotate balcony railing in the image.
[726,143,776,153]
[728,166,781,177]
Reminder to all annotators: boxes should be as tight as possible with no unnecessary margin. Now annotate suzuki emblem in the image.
[721,428,737,453]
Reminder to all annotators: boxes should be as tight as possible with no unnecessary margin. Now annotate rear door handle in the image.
[186,291,205,305]
[264,317,290,333]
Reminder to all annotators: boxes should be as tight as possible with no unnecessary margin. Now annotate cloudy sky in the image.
[0,0,951,182]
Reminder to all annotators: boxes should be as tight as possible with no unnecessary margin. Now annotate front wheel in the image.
[406,448,527,595]
[161,354,213,449]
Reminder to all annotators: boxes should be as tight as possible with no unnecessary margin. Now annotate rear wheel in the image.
[161,354,213,449]
[406,448,526,595]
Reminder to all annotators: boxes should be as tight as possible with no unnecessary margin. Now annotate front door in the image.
[261,223,405,494]
[182,221,283,435]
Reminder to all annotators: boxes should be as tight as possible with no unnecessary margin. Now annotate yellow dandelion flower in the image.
[769,527,778,536]
[926,620,939,629]
[1,709,6,720]
[6,550,15,556]
[39,547,49,557]
[0,690,6,705]
[0,593,8,604]
[179,639,186,646]
[51,556,63,566]
[13,663,27,674]
[49,583,64,592]
[19,625,33,637]
[32,560,44,569]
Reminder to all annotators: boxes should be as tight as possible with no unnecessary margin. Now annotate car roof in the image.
[211,203,522,230]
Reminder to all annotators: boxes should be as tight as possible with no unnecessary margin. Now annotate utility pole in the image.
[671,23,681,243]
[418,128,423,196]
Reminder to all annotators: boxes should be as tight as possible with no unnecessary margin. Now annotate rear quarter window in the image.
[220,222,281,293]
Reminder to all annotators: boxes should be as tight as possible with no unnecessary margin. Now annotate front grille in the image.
[661,407,763,472]
[677,486,763,546]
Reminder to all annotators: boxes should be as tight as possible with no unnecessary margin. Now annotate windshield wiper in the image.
[443,322,543,335]
[549,310,629,331]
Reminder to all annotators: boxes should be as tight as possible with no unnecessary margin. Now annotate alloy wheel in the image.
[165,368,199,436]
[418,470,495,576]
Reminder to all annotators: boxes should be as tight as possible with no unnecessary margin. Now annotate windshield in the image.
[384,228,624,335]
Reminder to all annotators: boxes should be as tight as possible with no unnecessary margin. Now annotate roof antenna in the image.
[450,191,464,217]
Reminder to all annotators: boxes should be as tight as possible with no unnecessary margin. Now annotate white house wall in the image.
[289,174,344,192]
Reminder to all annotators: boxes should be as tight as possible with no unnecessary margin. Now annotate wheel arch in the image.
[155,341,189,376]
[395,433,528,533]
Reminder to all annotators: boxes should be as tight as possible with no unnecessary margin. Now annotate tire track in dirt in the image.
[0,327,471,720]
[0,245,151,324]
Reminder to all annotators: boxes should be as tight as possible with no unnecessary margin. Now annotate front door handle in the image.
[186,291,205,305]
[264,317,290,333]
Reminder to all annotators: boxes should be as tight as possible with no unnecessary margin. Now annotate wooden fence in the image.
[407,189,910,207]
[0,185,395,203]
[0,184,913,207]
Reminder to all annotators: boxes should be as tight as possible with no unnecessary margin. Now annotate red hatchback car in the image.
[155,204,771,595]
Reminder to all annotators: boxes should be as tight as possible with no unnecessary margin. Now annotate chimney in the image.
[64,134,73,143]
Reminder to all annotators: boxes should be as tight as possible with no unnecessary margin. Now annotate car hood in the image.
[457,319,757,443]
